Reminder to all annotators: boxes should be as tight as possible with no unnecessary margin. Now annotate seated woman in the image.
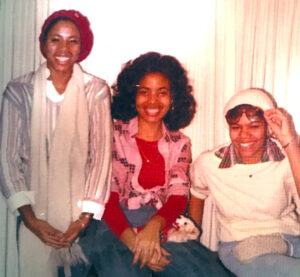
[80,52,233,276]
[189,88,300,276]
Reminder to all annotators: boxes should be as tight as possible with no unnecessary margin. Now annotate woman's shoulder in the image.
[193,144,225,166]
[113,118,126,127]
[83,72,110,100]
[6,71,35,88]
[166,129,191,145]
[83,72,107,86]
[3,72,35,102]
[113,119,131,134]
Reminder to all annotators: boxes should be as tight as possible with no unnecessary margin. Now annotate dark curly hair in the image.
[111,52,196,131]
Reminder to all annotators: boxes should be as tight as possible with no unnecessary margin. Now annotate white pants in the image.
[19,222,57,277]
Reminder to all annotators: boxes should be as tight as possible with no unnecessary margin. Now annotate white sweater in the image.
[191,147,300,242]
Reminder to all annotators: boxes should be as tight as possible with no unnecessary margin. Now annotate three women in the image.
[2,8,299,277]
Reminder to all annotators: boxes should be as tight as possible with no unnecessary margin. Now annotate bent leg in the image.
[154,240,234,277]
[284,234,300,258]
[79,220,152,277]
[219,241,300,277]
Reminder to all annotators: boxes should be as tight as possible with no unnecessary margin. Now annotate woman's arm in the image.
[189,195,205,227]
[156,138,191,228]
[189,151,210,230]
[283,138,300,193]
[264,108,300,194]
[0,85,32,210]
[82,78,113,219]
[19,205,68,248]
[103,192,132,238]
[156,195,187,230]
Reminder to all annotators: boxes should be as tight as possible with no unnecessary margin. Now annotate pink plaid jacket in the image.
[111,117,191,210]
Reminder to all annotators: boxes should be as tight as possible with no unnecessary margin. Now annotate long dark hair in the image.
[111,52,196,131]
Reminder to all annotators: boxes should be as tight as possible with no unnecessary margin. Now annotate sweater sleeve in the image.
[156,195,187,230]
[82,78,113,220]
[190,153,210,200]
[0,82,33,214]
[166,137,191,198]
[102,192,131,237]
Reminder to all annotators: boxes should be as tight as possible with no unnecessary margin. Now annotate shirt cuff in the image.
[190,187,207,200]
[81,200,105,220]
[7,191,35,215]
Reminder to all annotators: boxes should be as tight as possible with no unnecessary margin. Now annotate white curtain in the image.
[0,0,47,276]
[1,0,300,273]
[184,0,300,159]
[184,0,300,250]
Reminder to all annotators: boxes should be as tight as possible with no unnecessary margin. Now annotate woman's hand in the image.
[264,108,298,147]
[28,219,69,248]
[132,215,165,268]
[120,225,170,271]
[61,213,92,244]
[146,247,171,272]
[120,227,137,252]
[265,108,300,196]
[19,205,67,249]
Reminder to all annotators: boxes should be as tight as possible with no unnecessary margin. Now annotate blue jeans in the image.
[60,206,233,276]
[219,234,300,277]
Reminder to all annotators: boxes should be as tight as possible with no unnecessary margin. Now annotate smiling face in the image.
[42,20,81,76]
[229,112,268,164]
[136,72,172,127]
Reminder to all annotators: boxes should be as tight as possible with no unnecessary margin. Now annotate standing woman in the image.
[0,10,112,277]
[82,52,233,276]
[189,88,300,276]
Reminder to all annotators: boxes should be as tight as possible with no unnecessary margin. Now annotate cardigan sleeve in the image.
[0,82,34,214]
[81,77,113,220]
[166,136,191,197]
[156,195,187,230]
[102,192,131,237]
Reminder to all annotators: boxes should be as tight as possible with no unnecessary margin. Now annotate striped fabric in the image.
[0,71,112,219]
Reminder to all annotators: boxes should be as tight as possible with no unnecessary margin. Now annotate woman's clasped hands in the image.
[121,215,171,272]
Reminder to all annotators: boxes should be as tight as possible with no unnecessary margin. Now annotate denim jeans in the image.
[60,206,233,276]
[219,234,300,277]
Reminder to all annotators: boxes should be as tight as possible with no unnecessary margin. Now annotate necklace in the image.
[138,143,159,164]
[139,149,151,163]
[246,164,267,178]
[136,137,160,164]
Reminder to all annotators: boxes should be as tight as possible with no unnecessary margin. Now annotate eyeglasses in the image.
[225,104,264,125]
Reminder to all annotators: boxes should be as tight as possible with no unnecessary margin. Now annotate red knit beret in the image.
[39,9,94,62]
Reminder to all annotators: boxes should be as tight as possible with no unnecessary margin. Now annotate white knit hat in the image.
[223,88,277,116]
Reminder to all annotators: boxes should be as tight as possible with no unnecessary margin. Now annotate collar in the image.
[216,138,285,168]
[124,117,172,142]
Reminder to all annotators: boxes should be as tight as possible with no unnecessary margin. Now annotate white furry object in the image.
[167,215,200,243]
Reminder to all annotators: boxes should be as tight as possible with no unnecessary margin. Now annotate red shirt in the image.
[103,137,187,237]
